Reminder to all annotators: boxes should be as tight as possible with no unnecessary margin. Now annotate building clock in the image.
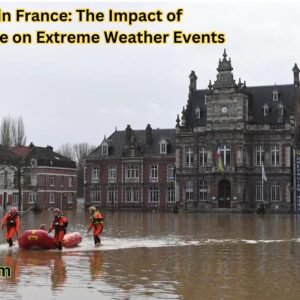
[221,106,228,113]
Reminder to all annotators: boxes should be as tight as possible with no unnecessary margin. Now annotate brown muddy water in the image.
[1,211,300,299]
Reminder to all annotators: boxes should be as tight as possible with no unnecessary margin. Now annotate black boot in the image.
[7,238,13,247]
[94,237,98,245]
[58,242,62,250]
[97,236,101,244]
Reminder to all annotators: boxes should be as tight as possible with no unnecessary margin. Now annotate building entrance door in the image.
[218,180,231,208]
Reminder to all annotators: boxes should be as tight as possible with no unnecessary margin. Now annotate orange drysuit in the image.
[1,211,20,246]
[49,215,68,249]
[88,210,103,245]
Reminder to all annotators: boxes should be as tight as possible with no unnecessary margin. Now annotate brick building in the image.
[84,125,176,210]
[0,143,77,211]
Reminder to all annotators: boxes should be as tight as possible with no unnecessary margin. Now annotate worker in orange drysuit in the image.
[87,206,104,245]
[1,207,20,247]
[48,208,68,250]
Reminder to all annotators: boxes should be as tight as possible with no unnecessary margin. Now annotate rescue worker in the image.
[1,207,20,247]
[87,206,104,245]
[48,208,68,250]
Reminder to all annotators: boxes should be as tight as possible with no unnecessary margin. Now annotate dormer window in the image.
[272,89,278,101]
[263,105,269,116]
[160,141,167,154]
[102,144,108,155]
[195,107,201,119]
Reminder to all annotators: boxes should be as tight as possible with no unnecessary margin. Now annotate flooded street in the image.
[1,211,300,299]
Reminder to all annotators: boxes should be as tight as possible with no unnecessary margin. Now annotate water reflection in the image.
[1,212,300,299]
[89,251,103,281]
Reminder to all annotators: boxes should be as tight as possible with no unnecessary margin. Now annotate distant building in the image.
[0,143,77,211]
[176,50,299,212]
[84,125,176,210]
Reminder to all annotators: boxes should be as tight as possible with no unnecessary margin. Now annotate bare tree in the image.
[0,116,27,147]
[56,142,95,197]
[56,143,75,161]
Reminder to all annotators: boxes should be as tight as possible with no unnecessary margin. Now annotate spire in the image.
[213,49,237,90]
[293,63,300,88]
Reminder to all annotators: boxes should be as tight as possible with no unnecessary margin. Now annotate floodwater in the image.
[1,211,300,300]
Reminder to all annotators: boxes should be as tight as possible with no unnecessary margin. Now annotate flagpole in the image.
[262,164,264,204]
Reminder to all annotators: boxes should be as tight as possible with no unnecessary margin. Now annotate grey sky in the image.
[0,1,300,150]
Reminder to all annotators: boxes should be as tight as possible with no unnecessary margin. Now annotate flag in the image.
[217,146,224,174]
[262,163,267,182]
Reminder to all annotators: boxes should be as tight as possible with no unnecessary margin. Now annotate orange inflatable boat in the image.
[18,230,82,250]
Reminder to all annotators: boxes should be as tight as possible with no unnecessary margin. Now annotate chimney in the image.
[293,63,300,88]
[145,124,152,145]
[189,70,197,96]
[125,125,132,144]
[46,145,53,151]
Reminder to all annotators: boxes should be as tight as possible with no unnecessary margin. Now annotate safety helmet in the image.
[10,207,17,213]
[89,206,96,213]
[53,208,62,217]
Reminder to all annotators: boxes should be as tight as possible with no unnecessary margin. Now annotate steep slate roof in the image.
[186,84,294,126]
[87,128,176,159]
[9,145,76,168]
[29,146,76,168]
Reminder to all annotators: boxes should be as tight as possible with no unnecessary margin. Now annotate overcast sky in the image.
[0,1,300,151]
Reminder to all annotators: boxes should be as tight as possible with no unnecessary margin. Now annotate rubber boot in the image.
[97,236,101,244]
[94,236,98,246]
[58,242,62,250]
[7,238,13,247]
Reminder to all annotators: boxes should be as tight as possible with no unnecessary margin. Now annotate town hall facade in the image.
[85,50,300,212]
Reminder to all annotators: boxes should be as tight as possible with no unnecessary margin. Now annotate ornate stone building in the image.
[176,50,299,212]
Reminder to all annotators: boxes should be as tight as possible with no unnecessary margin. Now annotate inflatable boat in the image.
[18,230,82,250]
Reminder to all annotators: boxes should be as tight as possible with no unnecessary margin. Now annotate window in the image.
[108,167,116,180]
[160,142,167,154]
[256,181,262,202]
[186,148,194,167]
[29,193,37,204]
[60,176,64,187]
[49,192,55,204]
[263,105,269,116]
[256,146,264,166]
[13,193,19,205]
[204,95,207,105]
[149,186,159,202]
[185,180,193,201]
[68,193,73,204]
[271,145,279,166]
[126,166,138,179]
[195,107,201,119]
[273,90,278,101]
[150,165,158,179]
[108,186,117,203]
[219,145,231,166]
[167,186,175,203]
[69,176,73,187]
[91,186,100,202]
[271,180,280,202]
[50,176,55,186]
[168,165,176,181]
[199,147,207,167]
[126,186,139,202]
[92,167,100,181]
[199,180,208,201]
[102,144,108,155]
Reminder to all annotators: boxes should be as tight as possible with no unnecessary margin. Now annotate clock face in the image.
[221,106,228,113]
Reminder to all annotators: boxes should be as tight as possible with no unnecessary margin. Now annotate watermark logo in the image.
[0,266,11,278]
